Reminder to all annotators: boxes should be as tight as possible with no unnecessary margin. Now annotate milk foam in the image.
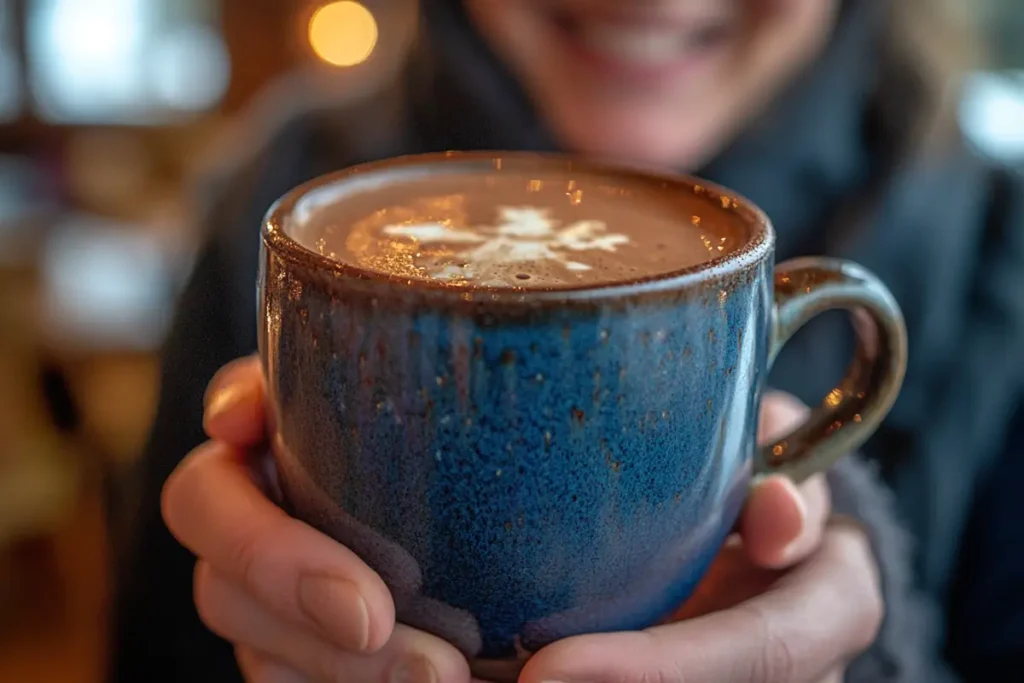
[290,162,746,290]
[382,206,631,284]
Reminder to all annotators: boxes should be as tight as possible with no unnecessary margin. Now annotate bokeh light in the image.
[308,1,378,68]
[150,24,231,112]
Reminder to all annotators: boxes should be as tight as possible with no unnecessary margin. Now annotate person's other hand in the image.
[162,357,470,683]
[520,392,882,683]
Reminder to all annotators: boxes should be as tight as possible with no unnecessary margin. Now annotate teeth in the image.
[578,23,683,64]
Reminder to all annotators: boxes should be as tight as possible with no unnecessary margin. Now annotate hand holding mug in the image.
[165,151,903,682]
[255,153,903,675]
[520,393,882,683]
[163,357,470,683]
[162,358,880,683]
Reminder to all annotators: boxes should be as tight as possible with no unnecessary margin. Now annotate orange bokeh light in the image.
[308,1,378,67]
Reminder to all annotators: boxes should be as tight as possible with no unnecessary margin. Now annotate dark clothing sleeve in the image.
[943,167,1024,680]
[946,400,1024,681]
[826,455,965,683]
[108,236,248,683]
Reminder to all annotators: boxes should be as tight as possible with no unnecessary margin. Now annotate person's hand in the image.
[519,393,883,683]
[162,357,471,683]
[162,356,878,683]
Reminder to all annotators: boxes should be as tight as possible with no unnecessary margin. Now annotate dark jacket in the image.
[109,1,1024,681]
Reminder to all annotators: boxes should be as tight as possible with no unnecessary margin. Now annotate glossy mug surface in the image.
[258,152,907,677]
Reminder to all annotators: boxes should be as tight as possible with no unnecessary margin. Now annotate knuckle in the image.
[581,633,690,683]
[302,629,359,683]
[221,524,263,592]
[193,562,231,638]
[739,605,797,683]
[755,632,797,683]
[638,632,689,683]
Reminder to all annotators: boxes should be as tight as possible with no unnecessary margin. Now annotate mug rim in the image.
[262,151,775,304]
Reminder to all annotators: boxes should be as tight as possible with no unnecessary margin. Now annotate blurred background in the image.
[0,1,1020,681]
[0,1,416,680]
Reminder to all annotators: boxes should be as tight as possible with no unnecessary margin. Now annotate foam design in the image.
[382,206,631,283]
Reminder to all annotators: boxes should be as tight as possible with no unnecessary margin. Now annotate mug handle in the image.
[754,257,908,483]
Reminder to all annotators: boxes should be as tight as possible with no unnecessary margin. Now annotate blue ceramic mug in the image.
[258,152,907,680]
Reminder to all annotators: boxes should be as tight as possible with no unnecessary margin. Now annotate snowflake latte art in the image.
[289,158,745,289]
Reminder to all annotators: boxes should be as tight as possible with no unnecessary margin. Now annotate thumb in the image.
[521,525,881,683]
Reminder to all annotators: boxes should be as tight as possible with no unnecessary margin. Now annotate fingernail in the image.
[299,576,370,652]
[779,536,804,565]
[389,655,437,683]
[778,479,809,563]
[779,528,810,565]
[205,384,244,422]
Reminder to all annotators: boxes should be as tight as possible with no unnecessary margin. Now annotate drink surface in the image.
[289,160,746,289]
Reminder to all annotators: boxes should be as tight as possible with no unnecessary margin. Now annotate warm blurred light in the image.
[309,1,378,68]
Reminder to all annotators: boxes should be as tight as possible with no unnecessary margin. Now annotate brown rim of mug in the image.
[261,151,775,305]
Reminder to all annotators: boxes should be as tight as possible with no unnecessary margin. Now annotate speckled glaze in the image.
[258,153,907,677]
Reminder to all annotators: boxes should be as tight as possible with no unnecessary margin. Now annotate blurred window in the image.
[42,216,179,351]
[960,0,1024,163]
[26,0,230,124]
[0,2,21,121]
[961,72,1024,162]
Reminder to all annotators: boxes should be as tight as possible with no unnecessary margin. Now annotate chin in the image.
[546,103,723,172]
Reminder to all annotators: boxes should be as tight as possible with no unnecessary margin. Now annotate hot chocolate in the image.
[288,156,747,289]
[262,152,907,672]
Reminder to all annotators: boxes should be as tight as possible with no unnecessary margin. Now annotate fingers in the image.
[745,392,830,568]
[741,473,830,568]
[163,440,395,653]
[200,563,468,683]
[238,646,458,683]
[524,524,882,683]
[204,355,267,446]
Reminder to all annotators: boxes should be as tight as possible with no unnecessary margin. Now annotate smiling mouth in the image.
[551,8,736,70]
